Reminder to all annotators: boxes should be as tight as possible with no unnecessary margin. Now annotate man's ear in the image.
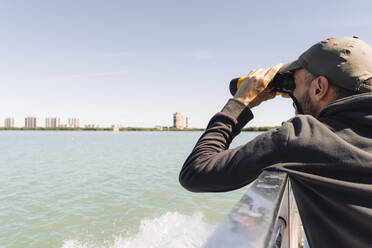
[312,76,329,101]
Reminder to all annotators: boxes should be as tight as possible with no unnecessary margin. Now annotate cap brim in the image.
[279,60,302,73]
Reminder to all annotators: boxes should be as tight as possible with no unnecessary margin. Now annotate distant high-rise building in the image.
[4,118,15,128]
[45,117,60,128]
[68,118,80,128]
[173,112,188,129]
[25,117,37,128]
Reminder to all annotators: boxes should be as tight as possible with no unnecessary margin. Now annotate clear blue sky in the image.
[1,0,371,128]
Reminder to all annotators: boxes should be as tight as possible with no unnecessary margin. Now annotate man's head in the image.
[280,36,372,117]
[292,68,372,116]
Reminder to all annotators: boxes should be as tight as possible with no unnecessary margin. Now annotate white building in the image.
[4,118,15,128]
[173,112,188,129]
[25,117,37,128]
[85,124,99,128]
[155,125,163,131]
[112,124,123,131]
[45,117,60,128]
[68,118,80,128]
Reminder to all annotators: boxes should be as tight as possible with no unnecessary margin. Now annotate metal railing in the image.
[202,171,308,248]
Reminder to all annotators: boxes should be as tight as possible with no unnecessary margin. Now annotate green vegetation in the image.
[242,126,280,132]
[0,126,279,132]
[122,127,167,131]
[166,127,205,131]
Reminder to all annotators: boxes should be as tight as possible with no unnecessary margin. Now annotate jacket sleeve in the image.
[179,98,289,192]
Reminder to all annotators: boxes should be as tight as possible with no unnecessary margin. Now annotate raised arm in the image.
[179,64,289,192]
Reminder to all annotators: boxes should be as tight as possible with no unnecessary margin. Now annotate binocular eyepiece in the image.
[229,73,295,96]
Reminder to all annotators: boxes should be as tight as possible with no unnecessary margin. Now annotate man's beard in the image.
[294,92,318,117]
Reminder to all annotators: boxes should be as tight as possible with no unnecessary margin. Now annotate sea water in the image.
[0,131,260,248]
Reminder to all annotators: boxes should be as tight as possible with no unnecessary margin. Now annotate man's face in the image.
[293,69,319,117]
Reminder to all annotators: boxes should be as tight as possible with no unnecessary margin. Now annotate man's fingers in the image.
[263,63,283,86]
[235,64,284,107]
[267,89,276,100]
[262,87,276,98]
[247,69,259,77]
[249,68,265,79]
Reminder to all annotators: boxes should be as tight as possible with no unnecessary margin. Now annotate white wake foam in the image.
[62,212,215,248]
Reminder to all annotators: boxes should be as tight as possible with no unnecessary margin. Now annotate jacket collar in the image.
[318,92,372,118]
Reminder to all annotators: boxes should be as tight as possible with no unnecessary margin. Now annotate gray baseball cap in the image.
[280,36,372,93]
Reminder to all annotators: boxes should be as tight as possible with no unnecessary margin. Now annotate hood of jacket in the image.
[317,92,372,134]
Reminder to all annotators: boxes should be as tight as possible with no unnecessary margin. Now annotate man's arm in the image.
[179,64,288,192]
[179,98,289,192]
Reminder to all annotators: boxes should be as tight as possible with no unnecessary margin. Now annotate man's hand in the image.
[233,63,283,108]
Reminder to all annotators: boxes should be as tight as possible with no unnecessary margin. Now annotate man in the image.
[179,37,372,248]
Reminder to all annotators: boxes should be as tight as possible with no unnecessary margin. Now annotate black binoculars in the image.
[229,72,304,114]
[229,73,295,96]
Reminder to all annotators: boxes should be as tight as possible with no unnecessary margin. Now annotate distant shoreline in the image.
[0,126,280,132]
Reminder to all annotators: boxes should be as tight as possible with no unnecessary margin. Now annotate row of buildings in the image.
[3,113,189,129]
[4,117,80,128]
[44,117,80,128]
